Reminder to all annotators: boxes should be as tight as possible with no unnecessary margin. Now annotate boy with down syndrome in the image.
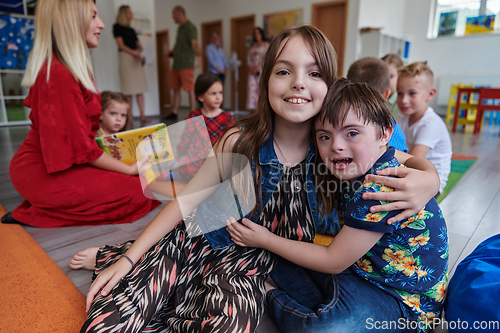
[227,79,449,333]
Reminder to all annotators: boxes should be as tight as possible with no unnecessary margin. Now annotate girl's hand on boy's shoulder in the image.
[226,217,269,248]
[363,167,431,224]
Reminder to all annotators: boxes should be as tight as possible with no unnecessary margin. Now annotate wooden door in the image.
[156,29,170,117]
[201,20,223,74]
[231,14,255,111]
[312,0,348,77]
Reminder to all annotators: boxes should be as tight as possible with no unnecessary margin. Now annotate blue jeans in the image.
[268,259,415,333]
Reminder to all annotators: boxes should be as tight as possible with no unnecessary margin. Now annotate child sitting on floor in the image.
[396,62,452,196]
[97,91,133,137]
[227,79,449,333]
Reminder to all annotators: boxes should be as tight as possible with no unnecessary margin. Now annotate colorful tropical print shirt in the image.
[340,147,449,333]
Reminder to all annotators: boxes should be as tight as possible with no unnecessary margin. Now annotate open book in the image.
[95,123,174,183]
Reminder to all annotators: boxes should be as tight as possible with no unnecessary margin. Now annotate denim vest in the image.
[199,132,340,250]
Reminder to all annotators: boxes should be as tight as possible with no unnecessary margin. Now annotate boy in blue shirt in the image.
[227,78,448,333]
[347,56,408,152]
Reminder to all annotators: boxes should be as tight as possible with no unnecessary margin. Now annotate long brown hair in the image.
[224,25,337,214]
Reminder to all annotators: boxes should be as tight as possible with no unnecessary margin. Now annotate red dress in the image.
[9,57,159,228]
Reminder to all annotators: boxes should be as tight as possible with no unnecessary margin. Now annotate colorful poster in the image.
[0,15,35,69]
[465,15,495,34]
[438,11,457,36]
[131,14,152,37]
[263,9,303,39]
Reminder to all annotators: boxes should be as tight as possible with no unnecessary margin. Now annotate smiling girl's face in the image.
[268,36,328,126]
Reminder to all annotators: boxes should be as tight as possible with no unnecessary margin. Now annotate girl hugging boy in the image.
[227,78,448,333]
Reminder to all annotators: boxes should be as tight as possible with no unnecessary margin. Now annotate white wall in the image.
[92,0,120,92]
[403,0,500,115]
[155,0,361,108]
[356,0,408,61]
[358,0,406,36]
[92,0,500,115]
[91,0,159,117]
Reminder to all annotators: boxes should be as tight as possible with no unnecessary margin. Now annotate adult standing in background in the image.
[246,27,269,111]
[165,5,201,121]
[113,5,151,123]
[205,31,229,85]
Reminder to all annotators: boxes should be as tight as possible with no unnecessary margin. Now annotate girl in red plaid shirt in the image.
[157,74,235,196]
[177,73,235,178]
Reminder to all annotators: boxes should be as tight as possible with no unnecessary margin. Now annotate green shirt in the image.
[388,92,401,118]
[173,20,197,70]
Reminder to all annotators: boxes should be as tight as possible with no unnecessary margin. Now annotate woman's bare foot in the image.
[69,247,99,270]
[140,117,152,123]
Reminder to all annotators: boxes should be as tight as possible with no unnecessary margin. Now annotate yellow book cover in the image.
[136,127,176,184]
[95,123,171,166]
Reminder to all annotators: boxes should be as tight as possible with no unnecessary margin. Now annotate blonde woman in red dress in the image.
[3,0,159,228]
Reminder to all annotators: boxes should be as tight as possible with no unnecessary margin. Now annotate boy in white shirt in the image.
[396,61,452,196]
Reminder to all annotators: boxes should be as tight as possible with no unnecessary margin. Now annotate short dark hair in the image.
[315,78,394,216]
[347,57,390,95]
[194,73,222,105]
[252,27,266,43]
[317,78,394,138]
[173,5,185,16]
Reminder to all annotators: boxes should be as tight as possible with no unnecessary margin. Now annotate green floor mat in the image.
[437,158,477,203]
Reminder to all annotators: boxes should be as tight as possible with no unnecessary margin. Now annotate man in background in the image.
[166,5,201,121]
[205,31,229,86]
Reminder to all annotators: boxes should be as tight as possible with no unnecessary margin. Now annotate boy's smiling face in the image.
[396,74,436,119]
[315,111,392,181]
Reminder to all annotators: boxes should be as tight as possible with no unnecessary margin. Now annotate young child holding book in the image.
[396,62,452,196]
[97,91,133,137]
[227,79,448,333]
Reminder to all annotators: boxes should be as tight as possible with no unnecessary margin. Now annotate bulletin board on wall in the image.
[263,8,303,40]
[0,14,35,70]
